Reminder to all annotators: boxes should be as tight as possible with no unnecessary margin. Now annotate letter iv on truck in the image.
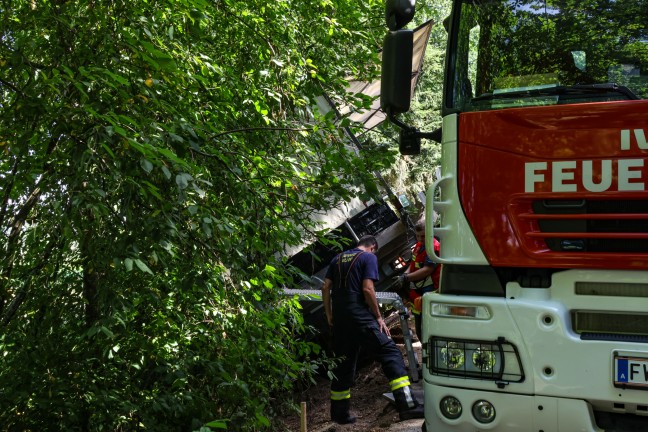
[381,0,648,430]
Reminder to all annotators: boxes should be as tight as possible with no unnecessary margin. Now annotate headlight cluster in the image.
[430,337,524,383]
[439,397,496,424]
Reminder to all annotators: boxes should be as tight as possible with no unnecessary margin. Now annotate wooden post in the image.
[300,401,307,432]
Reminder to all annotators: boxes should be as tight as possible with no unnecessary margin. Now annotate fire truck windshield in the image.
[448,0,648,112]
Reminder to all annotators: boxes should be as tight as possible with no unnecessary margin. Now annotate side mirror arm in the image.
[387,112,441,155]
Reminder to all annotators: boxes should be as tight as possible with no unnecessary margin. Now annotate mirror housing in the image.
[385,0,416,31]
[380,30,413,115]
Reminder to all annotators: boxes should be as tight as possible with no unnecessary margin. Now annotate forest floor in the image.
[278,310,426,432]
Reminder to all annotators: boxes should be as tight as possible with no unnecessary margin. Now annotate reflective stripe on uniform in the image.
[330,389,351,400]
[389,375,411,391]
[399,385,416,408]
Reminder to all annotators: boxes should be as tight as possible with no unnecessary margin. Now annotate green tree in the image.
[0,0,392,430]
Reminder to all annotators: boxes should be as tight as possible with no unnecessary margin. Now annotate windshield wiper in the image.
[571,83,640,100]
[473,83,639,101]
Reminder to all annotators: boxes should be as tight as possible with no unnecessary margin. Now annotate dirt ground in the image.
[278,310,424,432]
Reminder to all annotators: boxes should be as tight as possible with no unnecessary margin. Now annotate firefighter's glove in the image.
[391,273,409,297]
[392,273,408,285]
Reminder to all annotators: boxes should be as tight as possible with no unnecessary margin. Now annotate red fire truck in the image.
[382,0,648,430]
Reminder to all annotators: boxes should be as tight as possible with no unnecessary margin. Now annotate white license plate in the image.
[614,355,648,389]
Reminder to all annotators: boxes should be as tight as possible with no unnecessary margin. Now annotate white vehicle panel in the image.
[426,114,488,266]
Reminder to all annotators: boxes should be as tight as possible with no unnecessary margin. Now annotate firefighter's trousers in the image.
[330,317,408,396]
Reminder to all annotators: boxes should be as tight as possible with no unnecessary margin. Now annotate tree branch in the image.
[209,126,315,140]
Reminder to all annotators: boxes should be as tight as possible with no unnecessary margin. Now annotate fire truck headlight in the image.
[440,342,465,369]
[472,400,496,423]
[429,337,524,382]
[440,396,462,419]
[472,347,497,370]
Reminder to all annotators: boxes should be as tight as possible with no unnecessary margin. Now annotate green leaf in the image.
[103,70,129,86]
[134,259,153,274]
[204,420,228,429]
[175,173,192,189]
[161,166,172,179]
[140,158,154,173]
[99,326,114,338]
[255,413,270,427]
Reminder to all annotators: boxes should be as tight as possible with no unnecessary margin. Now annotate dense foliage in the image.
[0,0,397,430]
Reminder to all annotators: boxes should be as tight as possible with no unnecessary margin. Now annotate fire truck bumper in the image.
[424,384,602,431]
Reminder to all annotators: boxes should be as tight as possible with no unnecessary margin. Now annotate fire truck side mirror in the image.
[385,0,416,31]
[381,30,413,115]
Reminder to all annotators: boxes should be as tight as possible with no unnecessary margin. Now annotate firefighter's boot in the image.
[330,399,356,424]
[393,386,424,421]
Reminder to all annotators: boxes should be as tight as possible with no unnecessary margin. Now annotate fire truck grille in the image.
[524,199,648,253]
[573,311,648,342]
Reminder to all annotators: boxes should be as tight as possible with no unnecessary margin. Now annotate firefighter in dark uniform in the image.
[321,235,424,424]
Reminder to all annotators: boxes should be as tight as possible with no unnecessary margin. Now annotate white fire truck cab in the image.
[381,0,648,430]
